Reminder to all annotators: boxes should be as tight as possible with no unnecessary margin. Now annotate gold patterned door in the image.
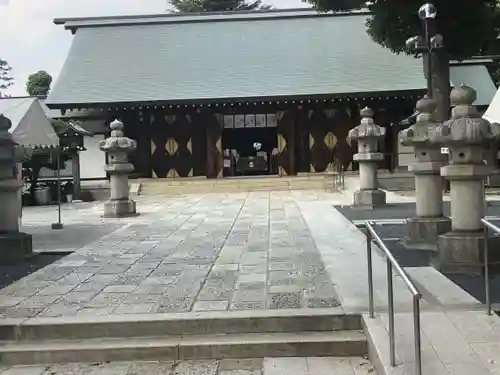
[150,113,195,178]
[205,113,223,178]
[276,110,295,176]
[308,109,338,172]
[308,108,353,172]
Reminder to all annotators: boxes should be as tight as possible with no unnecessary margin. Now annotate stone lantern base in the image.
[353,189,386,208]
[433,231,500,275]
[406,216,451,244]
[0,231,32,265]
[103,199,139,218]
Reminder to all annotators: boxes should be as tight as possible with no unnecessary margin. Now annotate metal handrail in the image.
[334,164,345,190]
[481,218,500,316]
[361,221,422,375]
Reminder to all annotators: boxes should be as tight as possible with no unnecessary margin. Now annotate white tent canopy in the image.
[483,87,500,124]
[0,97,59,149]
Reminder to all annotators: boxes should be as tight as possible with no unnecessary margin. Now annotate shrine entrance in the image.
[221,113,278,177]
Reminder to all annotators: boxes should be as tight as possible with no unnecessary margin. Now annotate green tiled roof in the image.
[47,9,431,107]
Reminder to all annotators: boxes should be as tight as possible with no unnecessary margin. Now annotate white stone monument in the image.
[430,84,500,273]
[348,107,386,207]
[399,97,450,244]
[99,119,138,218]
[0,114,32,263]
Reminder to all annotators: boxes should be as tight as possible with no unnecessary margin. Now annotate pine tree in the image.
[0,58,13,97]
[170,0,271,13]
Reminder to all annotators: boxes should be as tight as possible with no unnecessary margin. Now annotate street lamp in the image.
[405,3,444,98]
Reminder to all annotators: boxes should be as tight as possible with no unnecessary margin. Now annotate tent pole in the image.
[51,147,63,230]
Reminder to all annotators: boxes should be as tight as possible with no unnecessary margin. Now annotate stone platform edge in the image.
[0,306,350,327]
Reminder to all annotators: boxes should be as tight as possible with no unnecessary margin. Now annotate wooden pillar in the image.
[294,108,309,173]
[72,152,81,198]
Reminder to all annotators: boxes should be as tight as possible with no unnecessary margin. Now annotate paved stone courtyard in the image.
[0,192,340,318]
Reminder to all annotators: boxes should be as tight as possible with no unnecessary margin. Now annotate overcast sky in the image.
[0,0,309,96]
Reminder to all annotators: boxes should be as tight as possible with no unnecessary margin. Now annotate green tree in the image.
[26,70,52,97]
[305,0,500,120]
[0,58,13,97]
[170,0,271,12]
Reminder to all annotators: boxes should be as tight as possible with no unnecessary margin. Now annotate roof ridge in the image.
[55,8,371,30]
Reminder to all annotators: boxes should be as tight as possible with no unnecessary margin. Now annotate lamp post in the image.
[405,3,444,98]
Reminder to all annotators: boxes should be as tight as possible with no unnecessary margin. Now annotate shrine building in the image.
[46,8,497,179]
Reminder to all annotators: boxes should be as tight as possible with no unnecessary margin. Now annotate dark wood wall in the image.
[118,99,415,178]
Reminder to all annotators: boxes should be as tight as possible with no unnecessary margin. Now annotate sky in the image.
[0,0,309,96]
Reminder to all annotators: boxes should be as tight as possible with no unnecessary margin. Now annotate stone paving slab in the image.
[365,310,500,375]
[0,192,340,319]
[0,357,375,374]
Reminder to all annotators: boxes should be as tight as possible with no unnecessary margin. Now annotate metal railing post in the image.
[413,296,422,375]
[341,166,345,190]
[387,258,396,366]
[361,221,423,372]
[367,227,374,318]
[484,224,491,316]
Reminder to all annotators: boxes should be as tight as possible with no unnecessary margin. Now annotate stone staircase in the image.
[0,309,367,366]
[139,174,338,196]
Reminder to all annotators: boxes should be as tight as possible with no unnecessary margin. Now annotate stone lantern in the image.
[348,107,386,207]
[429,84,500,273]
[399,97,450,244]
[0,114,32,263]
[99,119,138,218]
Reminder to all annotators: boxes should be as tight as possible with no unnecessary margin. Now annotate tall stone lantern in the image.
[430,84,500,274]
[399,97,450,244]
[348,107,386,207]
[99,119,138,218]
[0,114,32,263]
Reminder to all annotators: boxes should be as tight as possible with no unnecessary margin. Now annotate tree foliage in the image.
[0,58,13,97]
[305,0,500,120]
[170,0,271,12]
[306,0,500,59]
[26,70,52,97]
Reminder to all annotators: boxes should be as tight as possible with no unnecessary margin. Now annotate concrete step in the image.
[0,330,367,366]
[0,309,362,340]
[0,356,377,375]
[140,184,330,195]
[138,176,334,195]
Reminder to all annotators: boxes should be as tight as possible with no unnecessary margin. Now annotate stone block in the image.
[353,189,386,208]
[433,231,500,275]
[103,199,138,218]
[0,231,32,265]
[406,216,451,244]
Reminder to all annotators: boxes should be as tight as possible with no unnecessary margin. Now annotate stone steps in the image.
[0,308,361,340]
[0,356,377,375]
[0,309,367,366]
[139,176,337,195]
[0,330,367,366]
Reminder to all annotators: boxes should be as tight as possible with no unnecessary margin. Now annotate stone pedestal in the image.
[429,84,500,274]
[348,107,386,208]
[399,97,451,244]
[99,119,138,218]
[434,232,500,275]
[0,232,33,264]
[353,189,386,207]
[0,114,32,264]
